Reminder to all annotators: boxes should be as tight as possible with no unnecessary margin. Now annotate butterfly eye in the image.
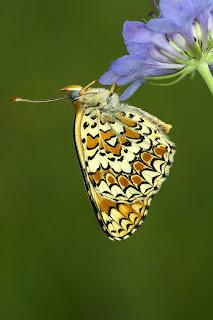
[69,90,80,101]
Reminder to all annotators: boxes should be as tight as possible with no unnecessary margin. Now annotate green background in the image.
[1,0,213,319]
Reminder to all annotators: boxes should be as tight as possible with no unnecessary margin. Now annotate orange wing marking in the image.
[154,145,168,157]
[124,127,141,139]
[99,129,122,156]
[106,173,117,186]
[117,117,137,127]
[133,161,146,173]
[87,135,99,149]
[118,176,131,189]
[131,175,144,187]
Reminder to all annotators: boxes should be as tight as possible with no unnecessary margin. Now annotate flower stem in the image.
[197,63,213,95]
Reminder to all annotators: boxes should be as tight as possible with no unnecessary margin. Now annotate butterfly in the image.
[11,81,176,241]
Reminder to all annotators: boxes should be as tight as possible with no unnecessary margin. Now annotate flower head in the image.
[99,0,213,100]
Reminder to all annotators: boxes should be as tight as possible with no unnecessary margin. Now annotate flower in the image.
[99,0,213,100]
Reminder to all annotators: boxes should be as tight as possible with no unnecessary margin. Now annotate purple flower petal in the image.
[123,21,186,59]
[119,80,144,101]
[123,21,168,49]
[159,0,194,18]
[126,42,176,63]
[125,42,151,57]
[99,71,119,85]
[148,17,195,44]
[148,17,183,34]
[116,73,138,85]
[189,0,213,14]
[148,0,213,43]
[159,0,213,19]
[110,55,143,76]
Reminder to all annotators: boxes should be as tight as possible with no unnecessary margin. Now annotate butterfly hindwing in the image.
[90,190,152,240]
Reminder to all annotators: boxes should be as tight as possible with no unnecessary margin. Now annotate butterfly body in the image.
[72,87,175,241]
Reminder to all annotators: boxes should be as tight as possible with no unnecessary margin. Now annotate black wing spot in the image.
[83,122,89,129]
[91,122,97,129]
[117,156,124,162]
[125,141,132,147]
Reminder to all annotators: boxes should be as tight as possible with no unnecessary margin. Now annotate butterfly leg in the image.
[81,80,96,93]
[110,84,116,94]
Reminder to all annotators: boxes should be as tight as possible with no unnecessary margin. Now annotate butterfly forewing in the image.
[74,94,175,240]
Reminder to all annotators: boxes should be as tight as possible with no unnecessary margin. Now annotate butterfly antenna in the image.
[10,96,69,103]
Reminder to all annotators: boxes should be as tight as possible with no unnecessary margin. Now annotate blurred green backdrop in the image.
[1,0,213,319]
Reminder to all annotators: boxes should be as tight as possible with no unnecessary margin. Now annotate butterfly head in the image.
[61,82,119,110]
[60,80,97,103]
[60,85,83,102]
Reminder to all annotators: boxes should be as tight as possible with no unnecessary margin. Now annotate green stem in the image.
[197,63,213,95]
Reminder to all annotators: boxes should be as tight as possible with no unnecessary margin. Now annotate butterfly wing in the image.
[74,102,176,240]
